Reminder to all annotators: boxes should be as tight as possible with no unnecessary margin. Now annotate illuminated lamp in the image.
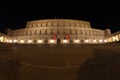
[49,39,56,44]
[28,40,33,43]
[62,40,69,43]
[20,40,24,43]
[104,39,107,42]
[37,40,44,43]
[8,40,13,43]
[116,35,119,41]
[13,39,18,43]
[93,39,97,43]
[99,39,103,43]
[74,39,80,43]
[84,39,89,43]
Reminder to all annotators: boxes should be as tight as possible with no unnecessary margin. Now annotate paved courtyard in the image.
[0,43,120,80]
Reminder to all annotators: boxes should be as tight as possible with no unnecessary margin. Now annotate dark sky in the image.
[0,2,120,33]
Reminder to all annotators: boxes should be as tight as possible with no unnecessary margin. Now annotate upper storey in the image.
[26,19,91,28]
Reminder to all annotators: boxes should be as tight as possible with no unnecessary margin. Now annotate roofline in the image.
[27,19,90,23]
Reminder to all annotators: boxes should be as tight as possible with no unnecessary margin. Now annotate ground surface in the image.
[0,43,120,80]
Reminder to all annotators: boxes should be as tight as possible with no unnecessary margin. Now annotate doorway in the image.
[57,38,60,45]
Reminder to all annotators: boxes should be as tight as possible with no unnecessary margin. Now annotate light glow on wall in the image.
[50,40,55,43]
[63,40,67,43]
[28,40,33,43]
[62,40,69,44]
[108,37,112,42]
[37,40,44,44]
[49,39,56,44]
[13,39,18,43]
[73,39,80,44]
[0,36,4,42]
[20,40,24,43]
[99,39,103,43]
[104,39,108,43]
[115,35,119,41]
[93,39,97,43]
[8,40,13,43]
[84,39,89,43]
[112,35,119,42]
[3,37,7,42]
[112,36,115,42]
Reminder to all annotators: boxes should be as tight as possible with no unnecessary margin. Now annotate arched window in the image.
[46,29,51,34]
[51,29,57,34]
[41,29,45,35]
[71,29,76,35]
[42,23,46,27]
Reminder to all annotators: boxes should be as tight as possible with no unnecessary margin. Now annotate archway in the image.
[57,38,60,45]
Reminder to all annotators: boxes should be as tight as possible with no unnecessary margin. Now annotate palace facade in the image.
[0,19,120,44]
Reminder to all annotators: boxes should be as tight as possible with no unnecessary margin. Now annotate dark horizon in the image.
[0,3,120,33]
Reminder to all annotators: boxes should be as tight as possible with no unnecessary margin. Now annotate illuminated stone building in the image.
[0,19,120,44]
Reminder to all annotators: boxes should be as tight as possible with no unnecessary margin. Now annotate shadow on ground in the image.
[78,48,120,80]
[0,55,22,80]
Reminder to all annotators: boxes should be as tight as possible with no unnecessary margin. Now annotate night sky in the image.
[0,3,120,33]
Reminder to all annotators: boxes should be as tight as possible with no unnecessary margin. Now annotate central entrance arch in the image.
[57,38,60,45]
